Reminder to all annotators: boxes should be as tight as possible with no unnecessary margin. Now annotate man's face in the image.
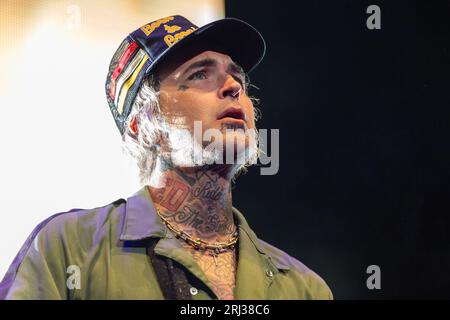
[156,50,257,165]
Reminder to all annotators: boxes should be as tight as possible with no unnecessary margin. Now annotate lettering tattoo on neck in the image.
[151,163,236,240]
[191,181,223,201]
[159,204,234,239]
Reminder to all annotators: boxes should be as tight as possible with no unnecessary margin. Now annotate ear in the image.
[129,116,139,135]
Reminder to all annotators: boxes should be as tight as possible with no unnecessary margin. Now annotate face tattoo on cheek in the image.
[178,84,189,91]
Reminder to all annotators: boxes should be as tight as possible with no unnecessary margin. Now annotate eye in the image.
[188,70,208,81]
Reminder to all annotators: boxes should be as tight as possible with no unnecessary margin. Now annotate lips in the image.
[217,107,246,122]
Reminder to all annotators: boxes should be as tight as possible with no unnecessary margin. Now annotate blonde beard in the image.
[147,120,259,187]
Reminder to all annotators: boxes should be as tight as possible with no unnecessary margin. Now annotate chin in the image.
[188,123,259,166]
[222,133,257,165]
[223,131,248,147]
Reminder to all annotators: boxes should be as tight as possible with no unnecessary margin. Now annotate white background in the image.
[0,0,224,280]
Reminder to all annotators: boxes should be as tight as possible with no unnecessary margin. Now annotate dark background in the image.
[226,0,450,299]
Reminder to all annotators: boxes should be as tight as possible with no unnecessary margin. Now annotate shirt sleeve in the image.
[315,279,334,300]
[0,213,71,300]
[305,268,334,300]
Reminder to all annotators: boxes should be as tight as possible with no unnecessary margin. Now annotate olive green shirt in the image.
[0,186,333,300]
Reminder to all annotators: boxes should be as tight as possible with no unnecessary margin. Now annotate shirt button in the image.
[266,270,274,278]
[190,287,198,296]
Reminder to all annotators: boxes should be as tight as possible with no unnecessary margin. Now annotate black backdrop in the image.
[226,0,450,299]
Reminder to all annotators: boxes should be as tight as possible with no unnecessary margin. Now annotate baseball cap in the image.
[105,15,266,135]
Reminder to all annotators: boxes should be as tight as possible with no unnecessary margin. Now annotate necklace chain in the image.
[156,208,239,254]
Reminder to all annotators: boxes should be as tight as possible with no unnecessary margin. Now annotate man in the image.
[0,15,332,300]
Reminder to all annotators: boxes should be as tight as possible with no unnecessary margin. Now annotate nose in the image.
[218,75,242,100]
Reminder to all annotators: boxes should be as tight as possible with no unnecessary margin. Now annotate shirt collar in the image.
[233,206,291,271]
[119,185,291,271]
[119,186,167,241]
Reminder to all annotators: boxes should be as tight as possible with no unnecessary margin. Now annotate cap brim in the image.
[147,18,266,75]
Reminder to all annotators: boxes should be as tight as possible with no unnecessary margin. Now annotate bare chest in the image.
[185,246,237,300]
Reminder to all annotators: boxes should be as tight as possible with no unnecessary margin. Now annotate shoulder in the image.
[257,238,334,300]
[37,198,127,244]
[22,197,128,258]
[0,198,128,299]
[42,197,127,231]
